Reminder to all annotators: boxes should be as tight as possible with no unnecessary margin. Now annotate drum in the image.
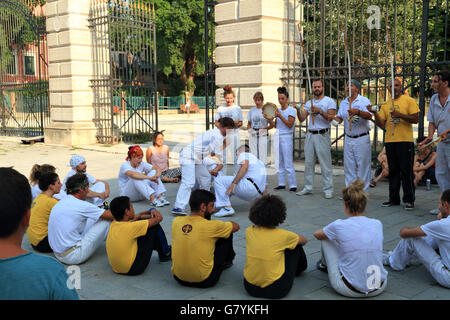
[262,102,278,120]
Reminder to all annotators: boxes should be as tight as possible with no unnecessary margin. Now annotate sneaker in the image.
[274,185,286,190]
[382,251,392,266]
[159,198,170,206]
[296,188,312,196]
[404,202,414,211]
[99,201,109,210]
[213,207,235,217]
[159,245,172,262]
[381,201,400,207]
[430,208,440,215]
[324,192,333,199]
[152,198,164,207]
[316,259,328,273]
[289,187,297,192]
[171,207,186,215]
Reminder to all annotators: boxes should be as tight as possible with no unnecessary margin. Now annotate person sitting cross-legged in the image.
[171,189,240,288]
[383,189,450,288]
[243,195,308,299]
[313,178,388,298]
[106,196,171,276]
[0,167,78,300]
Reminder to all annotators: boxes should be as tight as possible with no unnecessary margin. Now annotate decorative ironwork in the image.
[89,0,158,144]
[0,0,49,138]
[282,0,450,163]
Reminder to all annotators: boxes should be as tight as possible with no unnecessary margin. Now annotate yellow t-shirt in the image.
[27,194,58,246]
[171,216,233,282]
[106,219,148,274]
[244,226,299,288]
[380,95,420,143]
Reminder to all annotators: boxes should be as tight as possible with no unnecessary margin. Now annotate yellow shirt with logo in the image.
[106,219,148,274]
[379,95,420,143]
[244,226,299,288]
[27,194,58,246]
[171,215,233,282]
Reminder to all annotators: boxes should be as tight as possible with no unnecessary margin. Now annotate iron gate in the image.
[89,0,158,144]
[204,0,216,130]
[0,0,49,138]
[281,0,450,163]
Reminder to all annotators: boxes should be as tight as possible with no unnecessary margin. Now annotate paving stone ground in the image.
[1,113,448,301]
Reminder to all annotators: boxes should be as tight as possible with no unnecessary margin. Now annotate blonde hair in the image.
[342,178,367,214]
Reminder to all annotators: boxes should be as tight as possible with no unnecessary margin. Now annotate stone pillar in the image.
[215,0,302,108]
[44,0,97,146]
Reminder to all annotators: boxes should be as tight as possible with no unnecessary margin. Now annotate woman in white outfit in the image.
[273,87,297,192]
[247,92,274,165]
[313,178,388,298]
[214,85,243,174]
[118,145,168,207]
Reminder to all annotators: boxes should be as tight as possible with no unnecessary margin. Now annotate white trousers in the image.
[121,170,166,202]
[174,157,212,210]
[214,175,262,208]
[275,133,297,188]
[303,131,333,193]
[321,240,387,298]
[389,236,450,288]
[344,134,372,191]
[55,220,111,265]
[436,142,450,192]
[249,130,268,165]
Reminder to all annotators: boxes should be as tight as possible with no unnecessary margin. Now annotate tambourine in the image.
[262,102,278,120]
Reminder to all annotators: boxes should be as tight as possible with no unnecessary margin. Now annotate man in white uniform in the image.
[48,174,113,265]
[171,117,236,215]
[334,80,373,191]
[56,155,110,208]
[383,189,450,288]
[296,79,336,199]
[213,145,267,217]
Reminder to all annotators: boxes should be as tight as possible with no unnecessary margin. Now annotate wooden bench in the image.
[180,104,199,113]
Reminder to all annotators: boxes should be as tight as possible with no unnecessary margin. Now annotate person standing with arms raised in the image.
[296,79,336,199]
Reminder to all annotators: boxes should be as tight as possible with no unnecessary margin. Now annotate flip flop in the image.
[370,179,376,188]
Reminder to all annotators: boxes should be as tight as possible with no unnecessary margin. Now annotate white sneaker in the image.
[296,188,312,196]
[213,207,235,217]
[159,198,170,206]
[151,199,164,207]
[382,251,392,266]
[430,208,440,215]
[324,192,333,199]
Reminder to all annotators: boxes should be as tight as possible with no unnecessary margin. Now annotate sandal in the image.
[370,179,376,188]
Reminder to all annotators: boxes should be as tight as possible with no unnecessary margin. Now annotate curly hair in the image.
[249,194,287,228]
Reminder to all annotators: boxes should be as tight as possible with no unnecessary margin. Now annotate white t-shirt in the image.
[276,106,297,134]
[182,128,225,162]
[118,161,154,196]
[247,107,269,130]
[48,195,105,254]
[304,96,336,130]
[237,152,267,191]
[214,104,243,122]
[323,216,388,293]
[62,170,97,193]
[31,184,42,202]
[421,217,450,269]
[337,95,372,136]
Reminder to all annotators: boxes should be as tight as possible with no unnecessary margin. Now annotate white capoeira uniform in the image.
[387,217,450,288]
[337,95,372,191]
[247,106,269,165]
[54,170,106,207]
[118,161,166,202]
[275,106,297,189]
[303,97,336,194]
[214,152,267,208]
[174,128,225,210]
[214,104,243,174]
[427,93,450,192]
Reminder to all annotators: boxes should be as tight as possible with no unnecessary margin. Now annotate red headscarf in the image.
[126,145,143,161]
